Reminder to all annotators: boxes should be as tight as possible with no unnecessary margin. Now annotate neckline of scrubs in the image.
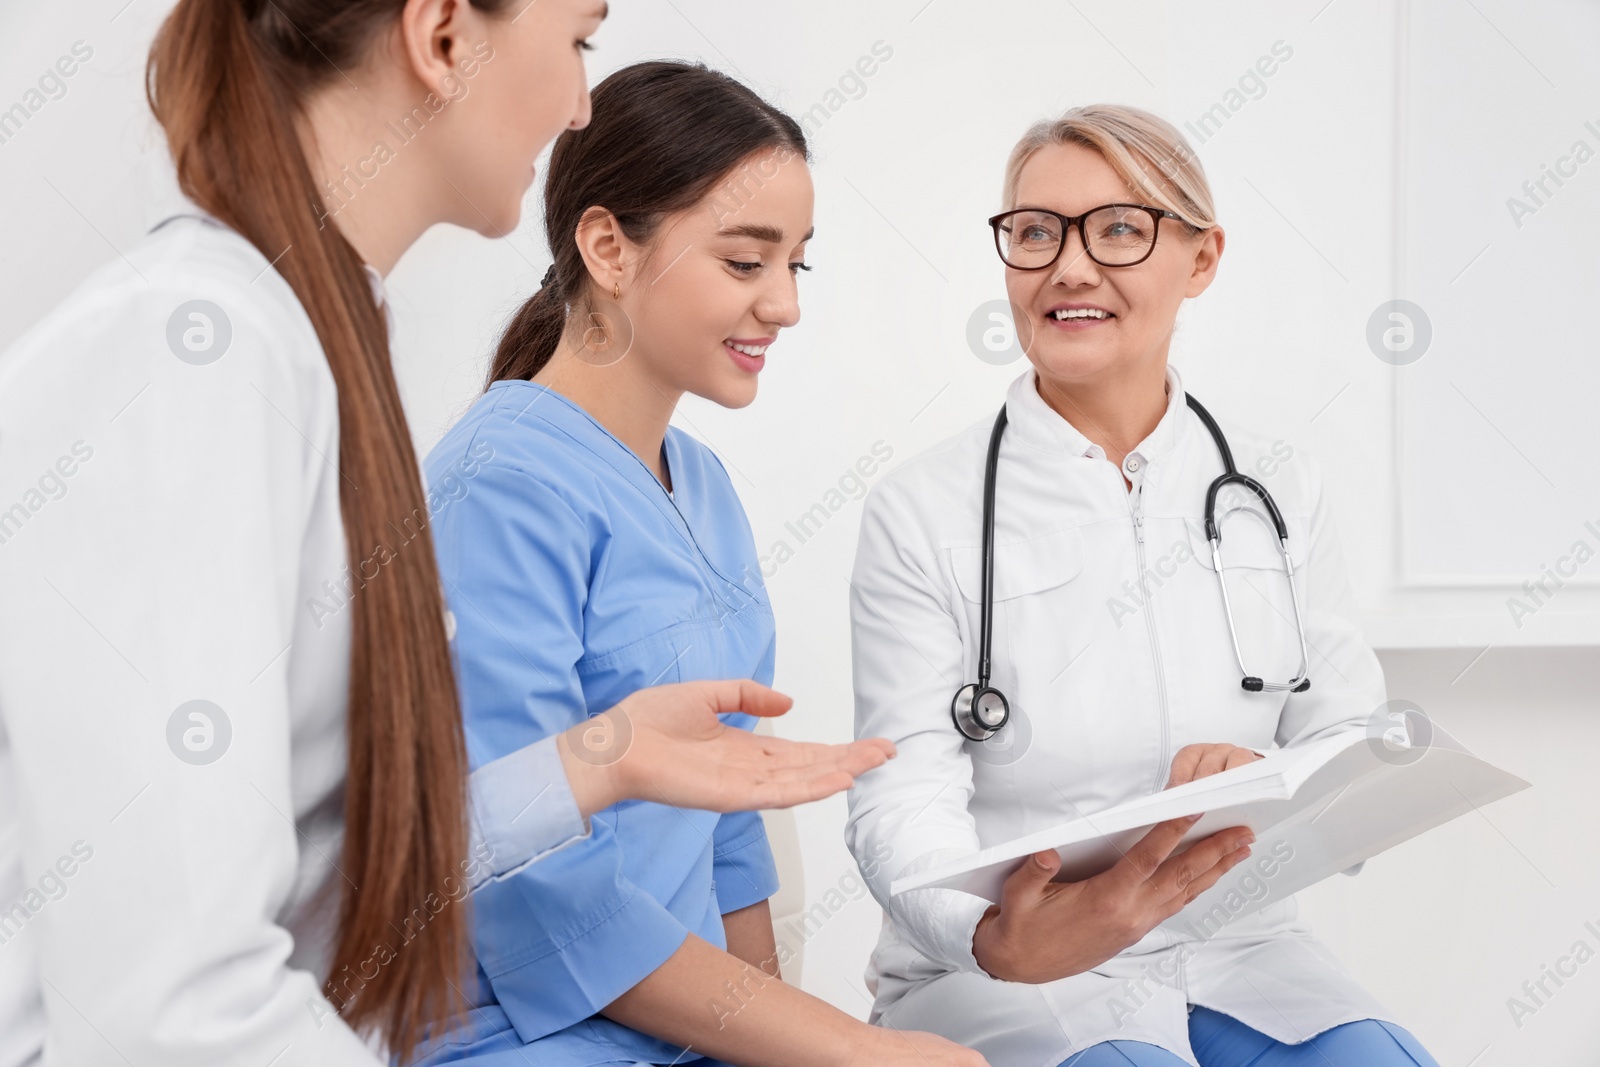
[661,437,676,500]
[490,378,676,498]
[488,380,759,607]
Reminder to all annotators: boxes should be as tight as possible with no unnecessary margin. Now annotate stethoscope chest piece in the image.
[952,682,1009,742]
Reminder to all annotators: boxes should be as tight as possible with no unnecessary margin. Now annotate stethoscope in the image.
[952,392,1312,743]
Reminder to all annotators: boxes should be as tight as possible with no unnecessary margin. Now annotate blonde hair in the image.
[1000,103,1216,231]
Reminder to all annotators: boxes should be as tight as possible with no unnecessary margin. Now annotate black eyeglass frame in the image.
[987,203,1186,270]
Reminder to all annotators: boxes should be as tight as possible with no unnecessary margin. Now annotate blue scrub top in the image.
[413,380,780,1067]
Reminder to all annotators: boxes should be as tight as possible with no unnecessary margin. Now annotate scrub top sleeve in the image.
[1273,448,1385,750]
[842,479,992,977]
[710,809,780,914]
[468,817,692,1040]
[429,460,692,1039]
[432,456,595,761]
[465,734,591,892]
[0,275,382,1064]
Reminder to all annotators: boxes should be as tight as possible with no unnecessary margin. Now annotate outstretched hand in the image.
[559,679,897,816]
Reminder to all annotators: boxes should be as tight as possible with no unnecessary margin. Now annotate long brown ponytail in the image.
[147,1,499,1056]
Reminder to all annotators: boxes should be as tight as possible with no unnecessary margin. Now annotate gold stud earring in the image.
[613,282,620,301]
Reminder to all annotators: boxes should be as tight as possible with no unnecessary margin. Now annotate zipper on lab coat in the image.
[1129,481,1171,795]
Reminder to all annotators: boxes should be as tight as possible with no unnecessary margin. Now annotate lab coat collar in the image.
[1003,361,1188,463]
[148,198,226,242]
[147,198,389,310]
[361,262,388,309]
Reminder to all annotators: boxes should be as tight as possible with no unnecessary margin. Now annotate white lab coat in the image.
[0,209,589,1067]
[844,364,1402,1067]
[0,211,382,1067]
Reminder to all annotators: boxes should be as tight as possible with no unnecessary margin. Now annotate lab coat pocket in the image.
[949,526,1085,604]
[1185,513,1310,689]
[948,527,1088,714]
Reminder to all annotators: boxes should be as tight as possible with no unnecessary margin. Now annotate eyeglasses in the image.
[988,203,1184,270]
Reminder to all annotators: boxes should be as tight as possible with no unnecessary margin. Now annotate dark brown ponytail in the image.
[490,60,810,384]
[146,1,505,1057]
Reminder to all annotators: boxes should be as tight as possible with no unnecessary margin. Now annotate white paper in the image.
[889,722,1530,929]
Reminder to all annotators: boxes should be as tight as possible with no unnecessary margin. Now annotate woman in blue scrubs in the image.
[1,3,902,1065]
[417,61,986,1067]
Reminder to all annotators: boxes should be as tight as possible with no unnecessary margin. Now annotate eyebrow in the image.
[716,223,816,244]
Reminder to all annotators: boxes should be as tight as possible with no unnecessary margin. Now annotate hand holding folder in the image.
[891,719,1529,933]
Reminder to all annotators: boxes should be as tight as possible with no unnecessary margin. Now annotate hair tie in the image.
[541,264,558,289]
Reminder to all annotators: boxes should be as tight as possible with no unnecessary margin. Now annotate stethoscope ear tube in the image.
[955,408,1014,743]
[1242,676,1312,693]
[1204,473,1288,542]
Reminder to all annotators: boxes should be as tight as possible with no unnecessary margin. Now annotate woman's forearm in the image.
[600,933,858,1067]
[721,899,782,979]
[555,722,623,820]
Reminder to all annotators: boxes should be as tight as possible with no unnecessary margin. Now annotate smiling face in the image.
[1003,141,1223,390]
[614,145,815,408]
[432,0,608,235]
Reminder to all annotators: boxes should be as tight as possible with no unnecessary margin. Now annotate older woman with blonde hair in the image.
[844,103,1441,1066]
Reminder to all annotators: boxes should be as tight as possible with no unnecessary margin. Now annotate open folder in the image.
[889,721,1529,927]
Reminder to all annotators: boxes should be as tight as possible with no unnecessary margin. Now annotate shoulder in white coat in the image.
[0,212,380,1067]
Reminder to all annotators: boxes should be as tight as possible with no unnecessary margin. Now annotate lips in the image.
[724,341,766,373]
[1045,303,1115,322]
[1039,303,1116,336]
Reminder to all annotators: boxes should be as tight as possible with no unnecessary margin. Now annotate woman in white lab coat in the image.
[0,4,902,1067]
[844,105,1442,1066]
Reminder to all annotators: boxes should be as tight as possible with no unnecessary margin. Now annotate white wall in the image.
[1300,646,1600,1064]
[3,1,1595,1063]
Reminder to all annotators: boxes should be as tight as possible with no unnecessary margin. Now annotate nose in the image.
[1048,224,1101,288]
[758,272,802,330]
[570,79,594,130]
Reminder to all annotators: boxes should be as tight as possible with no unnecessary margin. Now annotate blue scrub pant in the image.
[1059,1005,1439,1066]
